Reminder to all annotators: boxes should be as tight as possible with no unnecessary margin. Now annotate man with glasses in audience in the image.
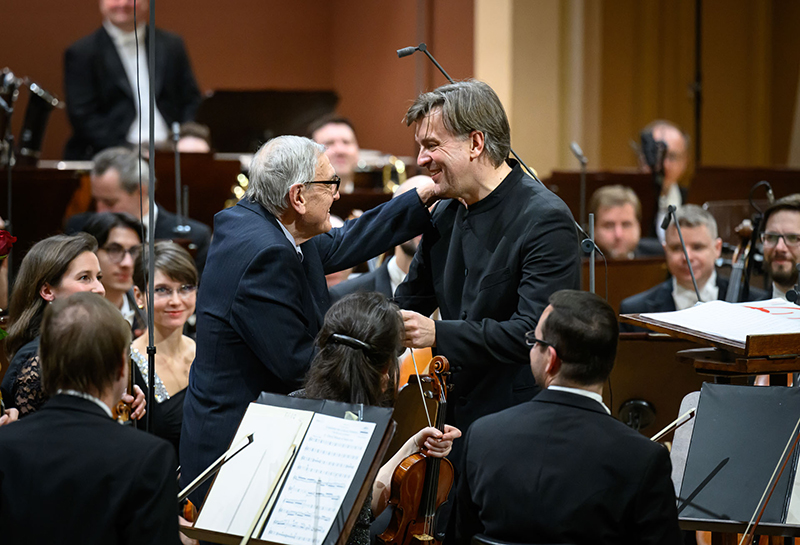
[454,290,681,545]
[180,135,436,505]
[81,212,145,333]
[762,194,800,300]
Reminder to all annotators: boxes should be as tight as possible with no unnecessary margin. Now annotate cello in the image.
[378,355,454,545]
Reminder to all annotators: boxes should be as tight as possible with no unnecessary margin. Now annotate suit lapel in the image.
[648,280,676,312]
[99,27,134,100]
[375,262,393,297]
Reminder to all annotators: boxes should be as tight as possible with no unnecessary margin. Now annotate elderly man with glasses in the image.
[762,194,800,300]
[453,290,682,545]
[179,135,436,505]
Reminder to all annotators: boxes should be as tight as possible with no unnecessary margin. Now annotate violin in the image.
[111,357,135,424]
[378,356,454,545]
[724,219,754,303]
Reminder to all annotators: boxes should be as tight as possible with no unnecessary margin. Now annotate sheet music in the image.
[261,413,376,545]
[641,298,800,344]
[194,403,313,535]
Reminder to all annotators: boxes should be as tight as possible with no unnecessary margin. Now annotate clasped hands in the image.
[413,425,461,458]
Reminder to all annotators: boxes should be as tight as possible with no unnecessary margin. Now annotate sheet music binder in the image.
[678,383,800,524]
[183,393,395,545]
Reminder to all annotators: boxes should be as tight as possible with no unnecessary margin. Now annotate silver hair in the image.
[91,147,152,193]
[246,136,326,216]
[676,204,718,240]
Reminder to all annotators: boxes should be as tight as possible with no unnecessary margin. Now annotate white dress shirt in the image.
[672,270,719,310]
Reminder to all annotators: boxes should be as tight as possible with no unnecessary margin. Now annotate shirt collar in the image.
[120,294,135,326]
[773,282,789,300]
[141,203,158,241]
[56,389,114,418]
[672,270,718,310]
[276,219,303,261]
[547,385,611,414]
[386,256,406,296]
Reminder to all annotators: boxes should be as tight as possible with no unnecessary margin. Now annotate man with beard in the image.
[762,194,800,299]
[330,176,433,301]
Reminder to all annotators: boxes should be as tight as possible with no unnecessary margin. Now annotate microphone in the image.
[767,186,775,205]
[171,121,181,143]
[570,141,587,165]
[397,46,418,58]
[664,205,703,303]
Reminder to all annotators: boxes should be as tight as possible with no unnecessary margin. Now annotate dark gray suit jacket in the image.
[329,259,393,302]
[455,389,682,545]
[179,190,432,504]
[0,394,179,545]
[64,25,201,160]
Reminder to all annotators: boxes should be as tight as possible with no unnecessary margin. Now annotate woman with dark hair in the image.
[301,291,460,544]
[0,233,145,418]
[131,240,198,454]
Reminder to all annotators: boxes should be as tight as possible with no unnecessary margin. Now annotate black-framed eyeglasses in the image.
[761,232,800,248]
[524,331,553,349]
[306,175,341,194]
[100,243,142,264]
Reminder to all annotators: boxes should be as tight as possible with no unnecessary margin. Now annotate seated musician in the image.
[619,204,768,330]
[296,291,461,545]
[761,194,800,300]
[0,292,180,544]
[589,185,663,259]
[64,147,212,277]
[454,289,682,544]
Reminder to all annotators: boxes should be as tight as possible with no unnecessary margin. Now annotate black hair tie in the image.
[330,333,372,352]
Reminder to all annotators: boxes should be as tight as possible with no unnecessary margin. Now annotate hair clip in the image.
[330,333,372,352]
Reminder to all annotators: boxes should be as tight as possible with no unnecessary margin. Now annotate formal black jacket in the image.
[64,25,201,160]
[329,259,393,302]
[65,207,212,277]
[395,161,581,441]
[455,389,682,545]
[179,191,432,504]
[0,394,179,545]
[619,276,770,332]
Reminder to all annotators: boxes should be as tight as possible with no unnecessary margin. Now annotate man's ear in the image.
[713,237,723,259]
[544,347,561,377]
[469,130,485,160]
[286,183,306,215]
[40,283,56,302]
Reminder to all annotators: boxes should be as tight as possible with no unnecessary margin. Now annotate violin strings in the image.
[411,349,433,429]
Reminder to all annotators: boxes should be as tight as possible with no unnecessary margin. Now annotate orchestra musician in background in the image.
[589,185,663,260]
[310,115,361,194]
[761,194,800,300]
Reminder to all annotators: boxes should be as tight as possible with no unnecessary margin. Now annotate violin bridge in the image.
[412,534,435,542]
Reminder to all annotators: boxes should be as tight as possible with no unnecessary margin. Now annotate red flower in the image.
[0,230,17,258]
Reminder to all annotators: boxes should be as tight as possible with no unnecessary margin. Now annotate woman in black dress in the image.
[301,291,460,545]
[131,241,197,455]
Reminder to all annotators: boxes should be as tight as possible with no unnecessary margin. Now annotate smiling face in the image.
[297,154,340,238]
[151,270,196,332]
[763,210,800,290]
[41,251,106,301]
[414,108,473,201]
[664,224,722,290]
[312,123,360,181]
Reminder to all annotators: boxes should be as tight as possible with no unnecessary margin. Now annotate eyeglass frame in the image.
[305,175,341,194]
[99,243,142,264]
[153,284,198,299]
[524,331,554,351]
[760,232,800,248]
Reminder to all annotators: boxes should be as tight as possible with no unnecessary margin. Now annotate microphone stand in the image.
[569,141,588,227]
[171,122,190,237]
[145,0,157,433]
[588,213,596,294]
[663,205,702,302]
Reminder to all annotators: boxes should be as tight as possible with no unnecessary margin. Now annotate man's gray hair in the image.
[404,79,511,168]
[91,147,151,193]
[675,204,718,240]
[246,136,325,216]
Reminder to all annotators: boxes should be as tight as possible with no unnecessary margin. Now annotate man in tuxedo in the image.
[0,292,179,544]
[180,135,435,505]
[64,0,201,160]
[395,80,580,449]
[330,175,432,302]
[619,204,768,330]
[65,147,211,276]
[454,290,682,544]
[589,184,663,259]
[762,194,800,300]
